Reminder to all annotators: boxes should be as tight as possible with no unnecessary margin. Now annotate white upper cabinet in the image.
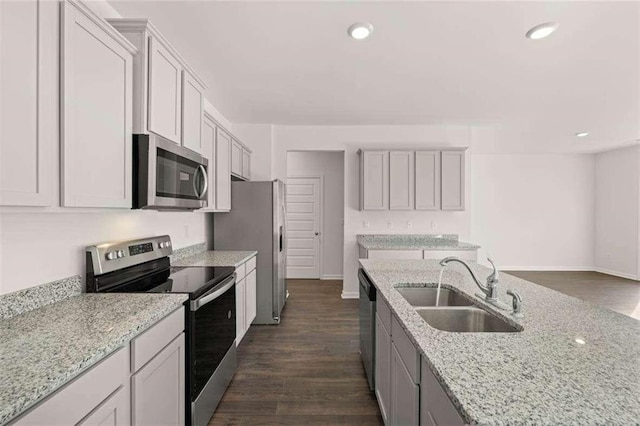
[360,148,466,211]
[360,150,389,210]
[201,115,217,211]
[0,0,55,206]
[242,149,251,180]
[60,0,136,208]
[215,128,232,211]
[148,37,182,143]
[441,150,466,210]
[181,71,204,154]
[231,139,243,176]
[389,151,415,210]
[107,19,207,148]
[415,151,441,210]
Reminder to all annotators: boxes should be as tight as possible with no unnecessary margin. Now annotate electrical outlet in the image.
[431,221,438,230]
[407,221,413,229]
[363,221,370,229]
[387,221,393,229]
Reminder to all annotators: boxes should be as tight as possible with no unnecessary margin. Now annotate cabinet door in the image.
[441,151,465,211]
[231,140,243,176]
[201,117,217,210]
[61,0,133,208]
[181,71,204,154]
[415,151,441,210]
[245,268,257,326]
[389,151,415,210]
[148,37,182,144]
[132,334,185,426]
[360,151,389,210]
[235,278,246,345]
[215,129,232,211]
[0,0,54,206]
[242,149,251,180]
[375,314,391,424]
[420,358,465,426]
[391,345,419,426]
[78,385,130,426]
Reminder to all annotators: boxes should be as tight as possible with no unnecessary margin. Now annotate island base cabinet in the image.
[375,314,391,424]
[236,278,246,345]
[420,359,465,426]
[391,345,419,426]
[132,334,186,426]
[78,385,130,426]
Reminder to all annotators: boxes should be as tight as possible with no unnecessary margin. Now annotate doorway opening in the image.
[286,151,345,280]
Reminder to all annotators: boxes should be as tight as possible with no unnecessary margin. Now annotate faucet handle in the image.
[506,289,523,317]
[486,257,500,285]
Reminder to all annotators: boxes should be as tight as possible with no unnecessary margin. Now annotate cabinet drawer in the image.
[131,307,185,372]
[391,316,420,384]
[246,255,256,273]
[236,262,247,280]
[14,347,129,425]
[377,297,392,334]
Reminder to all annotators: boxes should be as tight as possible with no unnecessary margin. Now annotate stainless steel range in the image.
[86,236,236,426]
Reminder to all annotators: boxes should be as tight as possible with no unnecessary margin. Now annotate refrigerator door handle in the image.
[279,226,284,252]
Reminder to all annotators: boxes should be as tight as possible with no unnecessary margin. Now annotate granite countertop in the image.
[172,250,257,268]
[0,293,187,424]
[359,259,640,425]
[357,234,480,250]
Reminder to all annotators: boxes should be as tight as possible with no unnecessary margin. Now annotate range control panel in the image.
[129,242,155,256]
[87,235,173,275]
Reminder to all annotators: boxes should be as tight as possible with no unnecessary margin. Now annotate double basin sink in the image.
[396,287,520,333]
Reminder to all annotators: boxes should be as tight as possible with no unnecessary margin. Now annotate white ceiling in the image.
[110,1,639,153]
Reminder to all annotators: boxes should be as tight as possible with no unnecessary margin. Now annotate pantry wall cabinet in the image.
[0,0,56,207]
[230,138,252,181]
[359,148,466,212]
[107,19,207,154]
[60,0,137,208]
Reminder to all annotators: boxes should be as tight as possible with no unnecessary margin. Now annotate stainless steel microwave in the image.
[133,133,208,210]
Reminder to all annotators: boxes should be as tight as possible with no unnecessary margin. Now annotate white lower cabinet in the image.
[391,345,419,426]
[12,307,185,426]
[235,255,257,345]
[420,359,465,426]
[375,313,391,424]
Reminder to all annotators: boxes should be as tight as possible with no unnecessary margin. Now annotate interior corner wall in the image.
[287,151,345,278]
[470,153,596,270]
[595,145,640,280]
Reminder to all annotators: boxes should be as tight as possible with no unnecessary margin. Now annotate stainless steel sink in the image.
[416,307,520,333]
[396,287,473,307]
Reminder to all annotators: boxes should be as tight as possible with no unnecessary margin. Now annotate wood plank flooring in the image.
[506,271,640,320]
[209,279,383,425]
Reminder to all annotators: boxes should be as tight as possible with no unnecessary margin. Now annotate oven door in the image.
[188,275,237,425]
[134,133,208,210]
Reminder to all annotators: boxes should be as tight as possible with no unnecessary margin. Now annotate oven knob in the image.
[159,242,166,249]
[166,241,172,248]
[116,250,125,258]
[106,251,117,260]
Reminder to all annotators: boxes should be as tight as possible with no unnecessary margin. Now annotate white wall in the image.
[0,211,205,294]
[471,154,596,270]
[594,145,640,279]
[287,151,345,278]
[273,125,473,297]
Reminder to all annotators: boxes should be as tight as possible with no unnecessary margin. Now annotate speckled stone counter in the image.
[359,259,640,425]
[0,293,187,425]
[358,234,480,250]
[172,250,257,268]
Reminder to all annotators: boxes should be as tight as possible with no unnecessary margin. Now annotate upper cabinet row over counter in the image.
[106,19,207,155]
[359,148,467,212]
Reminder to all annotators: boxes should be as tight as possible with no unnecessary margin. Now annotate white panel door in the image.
[441,150,465,211]
[415,151,441,210]
[0,0,54,206]
[360,151,389,210]
[148,37,182,144]
[61,0,133,208]
[215,128,231,211]
[375,314,391,424]
[181,70,204,154]
[389,151,415,210]
[286,177,321,279]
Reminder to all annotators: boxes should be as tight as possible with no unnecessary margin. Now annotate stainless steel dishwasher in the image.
[358,268,376,391]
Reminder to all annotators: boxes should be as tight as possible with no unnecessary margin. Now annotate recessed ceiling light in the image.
[575,337,586,345]
[348,22,373,40]
[525,22,559,40]
[575,132,589,138]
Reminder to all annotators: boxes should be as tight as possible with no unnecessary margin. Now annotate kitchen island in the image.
[358,234,480,261]
[360,259,640,424]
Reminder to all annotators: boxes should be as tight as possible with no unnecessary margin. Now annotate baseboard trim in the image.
[322,274,343,280]
[594,268,639,281]
[341,291,359,299]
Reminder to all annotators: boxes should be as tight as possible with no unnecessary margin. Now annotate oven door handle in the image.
[190,275,236,311]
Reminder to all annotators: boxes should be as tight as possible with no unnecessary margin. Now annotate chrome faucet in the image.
[439,256,510,310]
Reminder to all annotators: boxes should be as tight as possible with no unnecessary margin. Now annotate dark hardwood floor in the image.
[209,279,383,425]
[506,271,640,320]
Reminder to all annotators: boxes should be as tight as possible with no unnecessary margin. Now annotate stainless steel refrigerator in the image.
[213,180,287,324]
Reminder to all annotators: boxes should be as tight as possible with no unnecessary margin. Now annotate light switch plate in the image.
[387,221,393,229]
[407,221,413,229]
[363,221,370,229]
[431,221,438,230]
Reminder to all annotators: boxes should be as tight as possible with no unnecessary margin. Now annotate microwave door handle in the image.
[198,165,208,200]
